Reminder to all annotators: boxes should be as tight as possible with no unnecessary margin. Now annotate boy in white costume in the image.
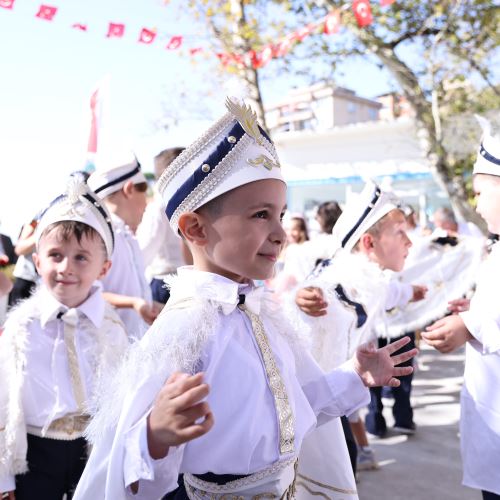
[0,178,129,499]
[73,99,417,500]
[423,117,500,499]
[291,182,426,497]
[88,152,157,339]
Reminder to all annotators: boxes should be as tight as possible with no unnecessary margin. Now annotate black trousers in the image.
[341,415,357,475]
[15,434,87,500]
[365,332,415,436]
[483,491,500,500]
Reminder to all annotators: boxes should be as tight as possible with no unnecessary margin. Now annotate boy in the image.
[291,182,425,496]
[0,178,129,499]
[74,98,417,500]
[423,117,500,499]
[88,152,157,338]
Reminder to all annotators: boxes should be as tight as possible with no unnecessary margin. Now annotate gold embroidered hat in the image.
[473,115,500,177]
[331,180,401,254]
[157,97,284,233]
[36,176,114,258]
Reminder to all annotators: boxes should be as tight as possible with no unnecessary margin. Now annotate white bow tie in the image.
[219,286,266,316]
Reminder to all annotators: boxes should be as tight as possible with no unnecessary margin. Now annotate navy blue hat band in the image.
[165,121,245,220]
[479,143,500,166]
[341,186,382,248]
[94,162,141,194]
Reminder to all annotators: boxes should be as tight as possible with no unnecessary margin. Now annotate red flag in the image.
[216,52,231,67]
[72,23,87,31]
[352,0,373,27]
[189,47,203,55]
[138,28,156,44]
[87,75,110,157]
[0,0,15,10]
[324,10,340,34]
[166,35,182,49]
[107,23,125,38]
[36,5,57,21]
[380,0,395,5]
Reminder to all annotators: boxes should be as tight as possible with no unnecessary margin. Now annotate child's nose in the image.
[58,257,72,273]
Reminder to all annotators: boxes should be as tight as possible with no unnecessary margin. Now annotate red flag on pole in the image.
[0,0,15,10]
[324,10,341,34]
[107,23,125,38]
[36,5,57,21]
[380,0,395,5]
[352,0,373,27]
[138,28,156,44]
[166,35,182,49]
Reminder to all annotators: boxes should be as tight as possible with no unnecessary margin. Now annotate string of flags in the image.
[0,0,395,68]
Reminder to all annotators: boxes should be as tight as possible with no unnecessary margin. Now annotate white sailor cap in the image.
[331,180,401,254]
[88,150,147,198]
[473,115,500,177]
[156,97,284,234]
[36,177,114,258]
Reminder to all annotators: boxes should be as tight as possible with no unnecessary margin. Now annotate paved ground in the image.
[357,343,480,500]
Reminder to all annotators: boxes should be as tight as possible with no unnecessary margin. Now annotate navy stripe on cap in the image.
[82,193,115,251]
[94,161,141,194]
[479,143,500,166]
[165,121,245,220]
[341,186,381,248]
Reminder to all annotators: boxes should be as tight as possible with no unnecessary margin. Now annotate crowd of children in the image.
[0,99,498,500]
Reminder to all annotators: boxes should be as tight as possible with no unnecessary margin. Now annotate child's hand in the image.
[353,337,418,388]
[0,254,9,265]
[147,372,214,460]
[447,298,470,314]
[410,285,428,302]
[295,287,328,317]
[134,299,158,325]
[422,315,472,353]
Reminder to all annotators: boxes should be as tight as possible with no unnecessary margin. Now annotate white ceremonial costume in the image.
[0,284,128,492]
[459,242,500,494]
[136,191,184,282]
[101,213,152,339]
[74,268,370,500]
[288,181,404,499]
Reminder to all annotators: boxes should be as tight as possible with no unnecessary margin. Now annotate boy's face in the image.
[197,179,287,283]
[370,210,412,272]
[473,174,500,234]
[34,229,111,308]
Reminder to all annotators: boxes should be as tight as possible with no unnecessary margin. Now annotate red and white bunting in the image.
[166,35,182,50]
[36,4,57,21]
[107,22,125,38]
[352,0,373,27]
[72,22,87,31]
[0,0,15,10]
[380,0,395,5]
[324,10,341,34]
[139,27,156,44]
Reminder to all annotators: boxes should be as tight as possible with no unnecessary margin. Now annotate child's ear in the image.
[122,181,135,198]
[32,253,41,273]
[98,260,112,280]
[359,233,374,252]
[178,213,207,246]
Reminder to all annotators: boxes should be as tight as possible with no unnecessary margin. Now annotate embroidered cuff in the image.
[461,311,500,354]
[0,474,15,495]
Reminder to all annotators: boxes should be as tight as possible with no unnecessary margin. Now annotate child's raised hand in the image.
[295,286,328,317]
[353,337,417,387]
[422,315,472,353]
[134,299,159,325]
[410,284,428,302]
[147,372,213,460]
[447,298,470,314]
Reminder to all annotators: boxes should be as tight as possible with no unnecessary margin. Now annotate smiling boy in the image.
[74,99,417,500]
[0,179,129,499]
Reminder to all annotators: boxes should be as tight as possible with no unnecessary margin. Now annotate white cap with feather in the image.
[36,177,115,258]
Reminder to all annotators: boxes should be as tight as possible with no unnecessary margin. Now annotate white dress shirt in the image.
[136,193,184,282]
[0,284,128,493]
[74,268,369,500]
[100,213,152,339]
[459,242,500,495]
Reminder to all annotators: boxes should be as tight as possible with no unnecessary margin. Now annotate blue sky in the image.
[0,0,398,238]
